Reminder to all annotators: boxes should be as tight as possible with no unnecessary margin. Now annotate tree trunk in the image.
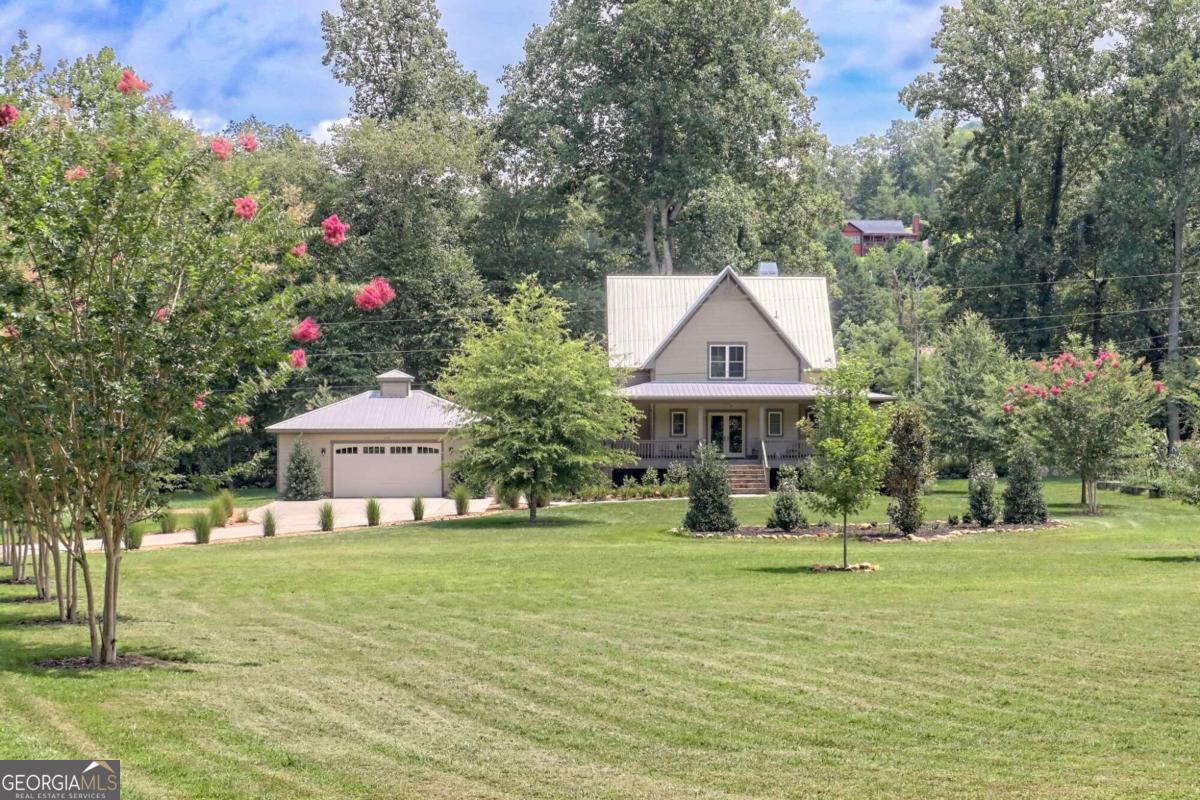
[644,207,660,274]
[1166,110,1187,454]
[49,534,65,622]
[100,544,122,664]
[842,511,849,570]
[659,200,674,275]
[528,486,538,523]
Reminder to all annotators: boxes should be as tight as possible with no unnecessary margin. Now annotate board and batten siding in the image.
[650,280,803,382]
[275,431,459,496]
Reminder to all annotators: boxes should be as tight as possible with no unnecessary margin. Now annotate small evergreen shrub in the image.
[191,513,212,544]
[366,498,381,527]
[207,499,228,528]
[665,461,689,486]
[285,439,324,501]
[262,509,277,537]
[766,474,807,532]
[217,489,235,521]
[962,510,973,525]
[1003,444,1049,524]
[158,512,177,534]
[968,461,999,526]
[411,496,425,521]
[884,405,933,535]
[682,443,738,532]
[124,527,145,550]
[451,483,471,516]
[948,514,959,526]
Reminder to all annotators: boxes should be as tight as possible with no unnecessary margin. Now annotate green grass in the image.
[164,487,276,510]
[2,479,1199,799]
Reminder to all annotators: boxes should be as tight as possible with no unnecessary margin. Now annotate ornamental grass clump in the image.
[451,483,471,516]
[968,461,999,526]
[262,509,277,538]
[158,512,177,534]
[207,499,228,529]
[411,496,425,521]
[319,502,335,532]
[1003,444,1049,524]
[191,513,212,545]
[366,498,381,527]
[217,489,235,521]
[682,443,737,532]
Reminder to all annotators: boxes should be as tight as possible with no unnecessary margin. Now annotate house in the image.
[266,370,463,498]
[842,215,921,256]
[607,264,890,492]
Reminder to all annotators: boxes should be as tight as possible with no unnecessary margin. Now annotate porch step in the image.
[726,465,769,495]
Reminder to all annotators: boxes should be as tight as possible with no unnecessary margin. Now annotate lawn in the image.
[1,479,1199,799]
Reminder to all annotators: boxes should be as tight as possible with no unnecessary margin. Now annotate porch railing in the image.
[607,438,811,461]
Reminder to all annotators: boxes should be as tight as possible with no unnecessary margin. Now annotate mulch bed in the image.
[683,520,1068,541]
[34,654,191,671]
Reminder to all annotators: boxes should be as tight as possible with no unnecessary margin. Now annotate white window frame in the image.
[708,343,746,380]
[766,409,784,438]
[669,409,687,438]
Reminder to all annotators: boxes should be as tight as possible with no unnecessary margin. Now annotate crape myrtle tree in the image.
[0,45,358,664]
[1003,335,1164,513]
[803,359,894,568]
[438,277,639,521]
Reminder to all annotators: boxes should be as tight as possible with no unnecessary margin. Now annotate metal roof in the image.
[846,219,909,235]
[606,270,836,370]
[266,389,464,433]
[376,369,414,380]
[621,381,894,402]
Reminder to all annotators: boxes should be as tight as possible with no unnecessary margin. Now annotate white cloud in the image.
[311,116,350,145]
[172,107,225,135]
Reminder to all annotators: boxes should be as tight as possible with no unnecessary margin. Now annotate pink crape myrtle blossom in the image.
[233,196,258,220]
[235,414,252,428]
[1154,380,1166,394]
[0,104,18,126]
[64,165,88,181]
[1083,370,1096,383]
[291,317,321,343]
[1002,403,1015,414]
[290,349,308,369]
[321,214,350,245]
[290,242,308,257]
[210,137,234,161]
[1050,386,1062,396]
[154,306,171,323]
[354,276,396,311]
[116,69,150,94]
[193,390,211,410]
[238,132,259,152]
[1,324,19,339]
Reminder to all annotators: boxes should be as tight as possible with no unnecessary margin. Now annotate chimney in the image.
[912,214,921,237]
[757,261,779,276]
[377,369,414,398]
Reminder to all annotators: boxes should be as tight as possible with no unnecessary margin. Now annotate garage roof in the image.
[265,389,464,433]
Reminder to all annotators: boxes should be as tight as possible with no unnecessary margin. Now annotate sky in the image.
[0,0,947,145]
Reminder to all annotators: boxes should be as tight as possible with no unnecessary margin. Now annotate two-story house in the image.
[841,215,921,256]
[607,264,890,492]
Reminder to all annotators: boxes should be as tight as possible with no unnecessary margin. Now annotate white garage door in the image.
[332,443,443,498]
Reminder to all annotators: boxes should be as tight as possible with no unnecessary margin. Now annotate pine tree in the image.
[285,440,325,501]
[1003,444,1048,524]
[682,443,738,532]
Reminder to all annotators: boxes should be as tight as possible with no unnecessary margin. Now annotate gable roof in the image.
[265,389,463,433]
[846,219,909,235]
[606,267,837,371]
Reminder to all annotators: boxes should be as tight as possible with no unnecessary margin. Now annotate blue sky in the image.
[0,0,947,145]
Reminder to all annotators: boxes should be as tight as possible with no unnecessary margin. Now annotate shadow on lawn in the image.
[744,566,849,576]
[433,513,592,531]
[1131,555,1200,564]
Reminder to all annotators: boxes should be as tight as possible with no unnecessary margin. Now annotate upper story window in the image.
[709,344,745,380]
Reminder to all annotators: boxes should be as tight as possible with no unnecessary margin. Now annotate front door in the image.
[708,413,745,457]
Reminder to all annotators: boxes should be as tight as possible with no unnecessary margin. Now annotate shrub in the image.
[766,475,807,532]
[884,406,934,535]
[366,498,381,527]
[665,461,689,486]
[411,496,425,521]
[158,512,177,534]
[285,439,324,501]
[207,499,228,528]
[124,527,145,550]
[191,513,212,544]
[791,458,817,492]
[640,469,660,488]
[968,461,999,526]
[495,484,521,509]
[682,443,737,532]
[262,509,277,538]
[217,489,235,521]
[451,483,471,516]
[319,501,335,532]
[948,514,959,526]
[1003,444,1049,524]
[962,510,973,525]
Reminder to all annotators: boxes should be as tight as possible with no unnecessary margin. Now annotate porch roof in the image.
[620,381,894,402]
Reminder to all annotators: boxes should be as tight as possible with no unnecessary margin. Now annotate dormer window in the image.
[709,344,745,380]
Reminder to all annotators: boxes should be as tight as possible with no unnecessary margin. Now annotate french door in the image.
[708,413,745,457]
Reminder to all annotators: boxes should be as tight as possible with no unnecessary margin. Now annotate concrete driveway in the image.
[83,496,494,552]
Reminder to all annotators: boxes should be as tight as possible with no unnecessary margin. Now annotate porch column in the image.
[758,406,766,446]
[697,406,705,449]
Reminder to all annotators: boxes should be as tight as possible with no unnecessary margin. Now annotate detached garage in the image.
[266,370,464,498]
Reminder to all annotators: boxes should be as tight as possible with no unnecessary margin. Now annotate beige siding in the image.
[643,401,806,444]
[651,280,802,382]
[276,431,460,497]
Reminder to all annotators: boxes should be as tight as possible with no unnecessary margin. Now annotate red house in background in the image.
[842,215,922,256]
